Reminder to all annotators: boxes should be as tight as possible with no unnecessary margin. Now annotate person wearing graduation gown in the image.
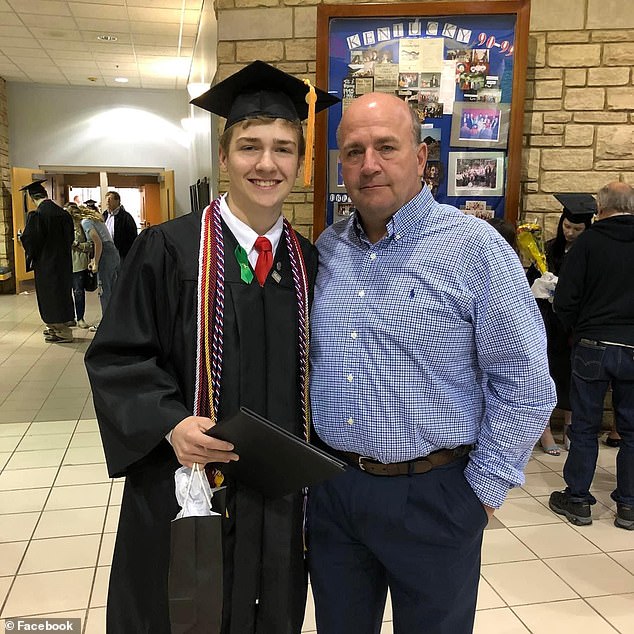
[19,180,74,343]
[84,61,339,634]
[527,194,595,454]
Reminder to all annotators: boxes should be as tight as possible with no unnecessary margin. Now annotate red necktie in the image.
[254,236,273,286]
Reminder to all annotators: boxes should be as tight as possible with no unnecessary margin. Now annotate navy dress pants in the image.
[307,457,487,634]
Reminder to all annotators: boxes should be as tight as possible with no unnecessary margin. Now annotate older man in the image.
[307,93,556,633]
[103,190,138,262]
[549,181,634,531]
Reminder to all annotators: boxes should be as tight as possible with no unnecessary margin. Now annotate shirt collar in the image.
[219,193,284,256]
[109,205,121,216]
[350,185,436,246]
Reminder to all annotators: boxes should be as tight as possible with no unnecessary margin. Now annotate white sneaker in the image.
[88,325,98,332]
[76,319,89,329]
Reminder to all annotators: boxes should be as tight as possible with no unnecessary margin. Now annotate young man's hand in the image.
[171,416,239,468]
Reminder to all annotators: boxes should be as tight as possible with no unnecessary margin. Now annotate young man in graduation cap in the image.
[84,61,339,634]
[18,179,75,343]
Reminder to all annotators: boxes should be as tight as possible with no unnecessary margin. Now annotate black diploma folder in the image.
[205,407,345,498]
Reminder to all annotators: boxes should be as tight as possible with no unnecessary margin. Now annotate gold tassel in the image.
[303,79,317,187]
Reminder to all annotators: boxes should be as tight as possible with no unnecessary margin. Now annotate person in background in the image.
[549,181,634,531]
[307,92,556,634]
[79,205,120,320]
[84,61,338,633]
[528,194,595,455]
[103,190,138,262]
[486,216,517,250]
[84,198,99,212]
[65,203,92,329]
[19,180,74,343]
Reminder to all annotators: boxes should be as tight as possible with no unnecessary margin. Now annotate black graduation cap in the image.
[191,61,340,186]
[190,60,339,129]
[84,199,98,206]
[554,193,597,222]
[19,179,47,197]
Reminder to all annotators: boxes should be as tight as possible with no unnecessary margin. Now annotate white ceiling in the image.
[0,0,204,89]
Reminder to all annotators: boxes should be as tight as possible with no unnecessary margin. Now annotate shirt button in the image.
[346,374,353,382]
[358,290,365,297]
[347,417,354,425]
[395,233,401,240]
[351,331,358,339]
[369,253,377,260]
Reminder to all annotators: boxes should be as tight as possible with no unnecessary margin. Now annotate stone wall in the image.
[524,0,634,237]
[215,0,633,242]
[0,77,14,293]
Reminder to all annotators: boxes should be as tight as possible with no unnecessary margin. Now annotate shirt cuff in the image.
[464,460,512,509]
[165,430,173,445]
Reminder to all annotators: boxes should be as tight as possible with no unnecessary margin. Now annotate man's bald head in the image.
[337,93,422,149]
[597,181,634,218]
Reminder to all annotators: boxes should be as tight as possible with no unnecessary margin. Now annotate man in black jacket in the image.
[104,190,138,262]
[549,181,634,530]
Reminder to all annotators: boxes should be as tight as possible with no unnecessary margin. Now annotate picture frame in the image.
[447,151,505,197]
[315,1,531,234]
[450,102,510,149]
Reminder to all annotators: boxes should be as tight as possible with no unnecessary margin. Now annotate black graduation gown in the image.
[20,199,74,324]
[527,239,572,410]
[84,208,318,634]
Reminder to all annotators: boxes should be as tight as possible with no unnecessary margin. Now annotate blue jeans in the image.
[564,340,634,506]
[72,270,86,320]
[98,242,120,315]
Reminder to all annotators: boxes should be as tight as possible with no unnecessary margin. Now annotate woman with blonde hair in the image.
[78,204,120,321]
[64,203,92,328]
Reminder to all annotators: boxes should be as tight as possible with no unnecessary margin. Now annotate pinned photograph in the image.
[477,88,502,103]
[446,48,471,62]
[419,72,441,88]
[398,72,419,89]
[423,162,442,197]
[423,102,444,118]
[422,128,441,161]
[448,151,505,197]
[450,102,510,148]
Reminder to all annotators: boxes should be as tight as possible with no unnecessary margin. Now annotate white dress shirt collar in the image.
[219,194,284,268]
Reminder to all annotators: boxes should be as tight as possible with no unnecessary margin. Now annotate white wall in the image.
[7,82,193,215]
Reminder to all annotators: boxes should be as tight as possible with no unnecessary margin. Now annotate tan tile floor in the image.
[1,291,633,633]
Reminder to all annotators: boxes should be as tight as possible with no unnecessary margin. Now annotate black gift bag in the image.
[84,269,98,292]
[168,479,226,634]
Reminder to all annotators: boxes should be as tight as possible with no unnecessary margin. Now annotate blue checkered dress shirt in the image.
[310,187,556,507]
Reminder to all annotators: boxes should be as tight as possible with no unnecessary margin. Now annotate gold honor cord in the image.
[303,79,317,187]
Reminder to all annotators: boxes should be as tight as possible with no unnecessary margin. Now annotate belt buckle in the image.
[358,456,370,471]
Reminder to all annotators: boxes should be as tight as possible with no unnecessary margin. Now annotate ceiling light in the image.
[114,77,129,83]
[97,35,118,42]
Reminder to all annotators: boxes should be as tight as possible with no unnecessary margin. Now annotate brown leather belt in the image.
[339,445,472,476]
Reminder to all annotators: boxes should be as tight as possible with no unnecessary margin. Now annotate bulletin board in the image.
[313,1,530,236]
